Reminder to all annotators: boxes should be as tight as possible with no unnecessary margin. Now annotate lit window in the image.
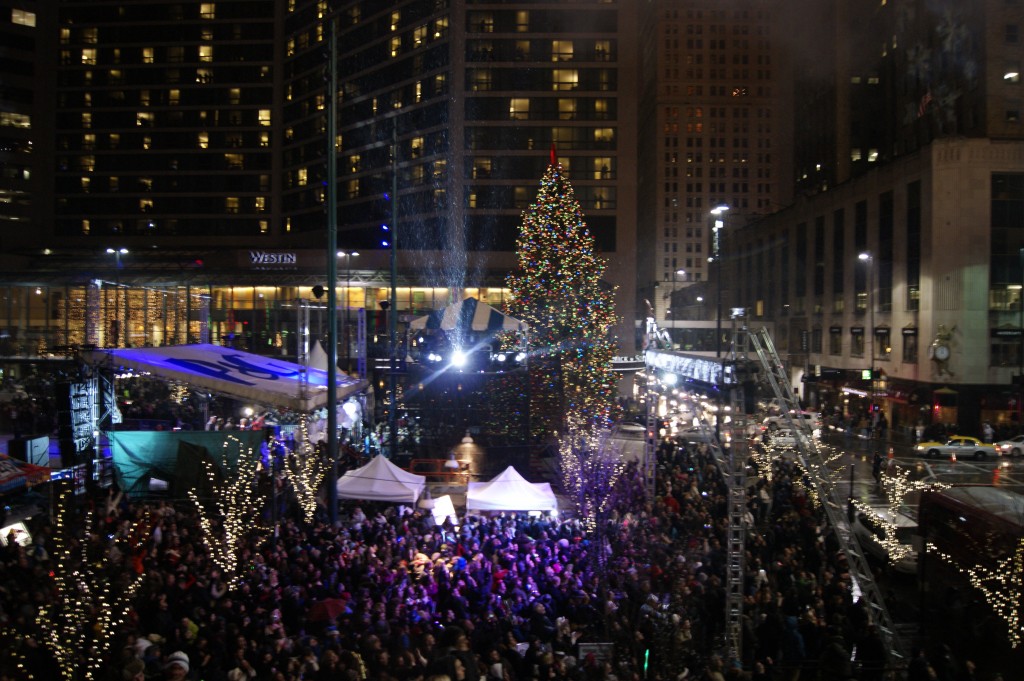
[260,132,270,148]
[230,88,241,105]
[258,110,271,126]
[390,10,400,31]
[142,136,152,150]
[260,220,269,234]
[516,10,529,32]
[225,153,243,169]
[414,25,427,46]
[200,3,216,19]
[81,177,90,191]
[143,48,154,64]
[198,132,209,149]
[140,198,154,212]
[225,197,239,213]
[12,9,36,26]
[82,112,92,129]
[297,168,308,186]
[196,68,212,83]
[557,98,576,120]
[391,36,401,58]
[594,128,615,143]
[552,69,578,91]
[255,197,266,212]
[199,45,214,62]
[169,90,180,105]
[82,219,90,235]
[82,49,97,65]
[594,158,611,179]
[510,98,530,120]
[552,40,573,61]
[415,81,422,103]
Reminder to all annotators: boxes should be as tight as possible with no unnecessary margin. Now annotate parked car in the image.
[914,435,996,460]
[996,434,1024,457]
[762,411,823,438]
[852,507,920,575]
[762,427,810,450]
[678,424,716,444]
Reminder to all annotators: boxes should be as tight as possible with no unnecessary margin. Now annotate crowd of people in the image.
[0,430,999,681]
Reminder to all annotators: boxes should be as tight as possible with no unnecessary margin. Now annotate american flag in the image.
[917,89,933,118]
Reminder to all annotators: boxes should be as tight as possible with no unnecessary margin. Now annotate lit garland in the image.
[926,538,1024,648]
[505,160,620,437]
[30,491,144,681]
[189,435,267,591]
[282,416,325,523]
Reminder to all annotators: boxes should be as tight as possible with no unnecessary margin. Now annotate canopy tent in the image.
[83,344,367,413]
[466,465,558,513]
[107,430,264,498]
[409,297,528,334]
[336,455,426,504]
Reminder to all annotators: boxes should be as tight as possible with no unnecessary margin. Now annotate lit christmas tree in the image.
[506,148,619,437]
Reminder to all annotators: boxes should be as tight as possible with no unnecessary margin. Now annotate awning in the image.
[409,297,528,334]
[83,344,367,412]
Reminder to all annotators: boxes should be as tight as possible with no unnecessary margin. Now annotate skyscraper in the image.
[637,0,793,325]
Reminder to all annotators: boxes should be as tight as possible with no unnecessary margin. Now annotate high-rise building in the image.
[43,0,281,243]
[0,2,43,239]
[283,0,640,349]
[4,0,640,355]
[637,0,793,326]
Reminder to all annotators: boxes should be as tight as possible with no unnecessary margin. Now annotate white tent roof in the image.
[83,344,366,413]
[336,455,426,504]
[409,297,527,333]
[466,466,558,512]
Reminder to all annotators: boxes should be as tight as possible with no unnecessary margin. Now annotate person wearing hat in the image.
[163,651,190,681]
[122,658,145,681]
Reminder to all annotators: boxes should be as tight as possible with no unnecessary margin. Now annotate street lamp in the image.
[337,250,359,373]
[106,247,128,347]
[667,268,686,319]
[859,252,875,416]
[710,205,729,357]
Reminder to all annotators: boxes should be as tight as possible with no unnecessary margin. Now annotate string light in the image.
[927,539,1024,648]
[505,159,620,438]
[190,435,267,591]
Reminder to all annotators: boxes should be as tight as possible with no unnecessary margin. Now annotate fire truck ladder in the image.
[747,327,908,666]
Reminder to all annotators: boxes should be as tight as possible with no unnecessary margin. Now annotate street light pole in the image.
[859,252,875,416]
[106,247,128,347]
[711,205,729,358]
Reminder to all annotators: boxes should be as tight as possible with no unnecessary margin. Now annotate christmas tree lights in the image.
[505,156,620,438]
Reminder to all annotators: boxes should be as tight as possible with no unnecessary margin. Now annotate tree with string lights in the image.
[505,148,620,439]
[5,489,145,681]
[189,436,267,591]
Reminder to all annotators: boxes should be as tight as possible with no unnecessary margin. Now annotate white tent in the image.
[83,344,366,413]
[466,466,558,513]
[335,455,426,504]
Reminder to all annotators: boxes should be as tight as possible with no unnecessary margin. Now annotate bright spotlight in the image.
[663,373,678,386]
[451,349,468,368]
[496,353,507,362]
[515,352,527,362]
